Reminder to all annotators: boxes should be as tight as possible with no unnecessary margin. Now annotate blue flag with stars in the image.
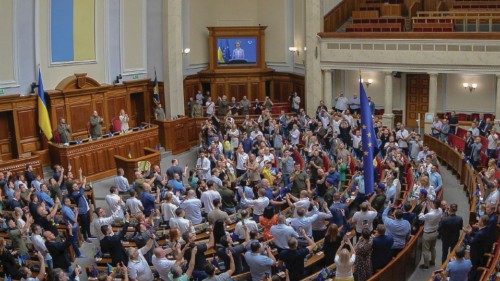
[360,81,377,194]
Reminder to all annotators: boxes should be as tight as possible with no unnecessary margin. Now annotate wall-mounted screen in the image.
[216,37,257,65]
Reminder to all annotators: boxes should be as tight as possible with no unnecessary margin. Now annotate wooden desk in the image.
[114,147,161,183]
[0,151,43,176]
[48,125,159,181]
[154,117,200,155]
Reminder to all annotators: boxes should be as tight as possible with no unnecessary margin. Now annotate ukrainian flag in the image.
[218,46,225,63]
[51,0,95,63]
[37,69,53,141]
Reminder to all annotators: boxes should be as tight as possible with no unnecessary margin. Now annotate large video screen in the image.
[216,37,257,65]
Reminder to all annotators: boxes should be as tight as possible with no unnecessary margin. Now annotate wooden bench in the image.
[346,22,403,32]
[412,22,454,32]
[352,10,379,19]
[353,17,405,25]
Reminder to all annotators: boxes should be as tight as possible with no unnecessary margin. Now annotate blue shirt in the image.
[71,187,89,214]
[140,191,156,216]
[242,138,253,154]
[270,224,299,249]
[329,202,348,229]
[429,172,443,193]
[382,207,411,249]
[446,259,472,281]
[114,175,130,192]
[353,175,365,194]
[37,191,54,208]
[61,205,77,227]
[372,234,394,270]
[168,179,185,194]
[244,252,274,281]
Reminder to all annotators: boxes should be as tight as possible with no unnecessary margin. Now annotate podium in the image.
[114,147,161,183]
[154,117,201,155]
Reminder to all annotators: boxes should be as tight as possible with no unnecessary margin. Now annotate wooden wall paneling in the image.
[250,83,259,100]
[69,102,93,139]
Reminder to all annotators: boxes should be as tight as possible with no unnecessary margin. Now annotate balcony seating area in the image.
[345,0,404,32]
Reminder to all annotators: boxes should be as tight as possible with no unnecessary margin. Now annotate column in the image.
[304,0,322,116]
[322,69,333,109]
[428,73,438,115]
[495,74,500,127]
[162,0,184,118]
[382,72,394,129]
[425,72,439,134]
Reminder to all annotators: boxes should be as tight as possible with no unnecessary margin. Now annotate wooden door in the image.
[130,93,145,127]
[406,74,429,128]
[0,111,17,160]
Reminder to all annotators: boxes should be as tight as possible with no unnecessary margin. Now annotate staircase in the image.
[404,17,412,31]
[337,17,353,32]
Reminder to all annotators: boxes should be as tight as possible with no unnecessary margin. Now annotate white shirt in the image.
[396,129,409,148]
[236,152,249,170]
[352,135,362,149]
[290,129,300,145]
[152,255,176,281]
[335,254,355,278]
[352,210,378,233]
[128,249,154,281]
[206,101,215,115]
[486,189,499,208]
[418,208,443,233]
[335,96,349,111]
[293,199,311,218]
[234,219,259,240]
[200,190,221,214]
[293,96,301,109]
[92,215,116,240]
[180,198,203,225]
[287,214,319,238]
[126,197,144,216]
[31,234,51,261]
[161,202,177,222]
[169,217,193,235]
[197,157,211,180]
[243,196,270,216]
[105,193,124,218]
[488,134,497,150]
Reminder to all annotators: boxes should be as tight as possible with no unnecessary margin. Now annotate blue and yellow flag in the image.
[37,69,53,140]
[153,69,160,104]
[360,81,377,194]
[217,46,225,63]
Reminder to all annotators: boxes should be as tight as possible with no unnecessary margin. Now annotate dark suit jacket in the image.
[372,234,394,271]
[101,222,130,266]
[438,214,463,245]
[46,238,72,270]
[468,227,490,266]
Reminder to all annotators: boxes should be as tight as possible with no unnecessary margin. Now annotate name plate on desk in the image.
[48,125,159,181]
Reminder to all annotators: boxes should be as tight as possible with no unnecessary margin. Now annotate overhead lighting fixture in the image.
[182,48,191,55]
[288,46,299,55]
[361,78,374,87]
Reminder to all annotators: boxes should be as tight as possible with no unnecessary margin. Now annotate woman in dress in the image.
[353,229,373,281]
[259,206,278,241]
[323,223,342,266]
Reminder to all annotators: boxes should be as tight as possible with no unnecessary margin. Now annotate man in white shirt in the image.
[200,180,222,215]
[169,208,194,235]
[128,236,155,281]
[196,152,211,180]
[235,146,249,177]
[30,224,52,268]
[125,190,144,217]
[180,189,203,224]
[418,200,443,269]
[206,97,215,116]
[285,191,311,218]
[105,186,125,219]
[234,209,259,240]
[161,192,177,224]
[485,181,499,210]
[92,207,121,247]
[152,246,181,281]
[351,202,378,236]
[242,188,270,221]
[468,122,480,137]
[334,92,349,112]
[396,123,410,156]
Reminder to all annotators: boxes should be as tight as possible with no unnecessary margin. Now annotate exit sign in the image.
[132,74,139,79]
[0,89,5,95]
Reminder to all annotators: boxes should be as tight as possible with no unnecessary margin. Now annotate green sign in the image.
[132,74,139,79]
[0,89,5,95]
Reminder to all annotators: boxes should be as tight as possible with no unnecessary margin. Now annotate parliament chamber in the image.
[0,0,499,281]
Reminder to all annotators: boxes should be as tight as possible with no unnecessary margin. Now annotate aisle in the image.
[408,164,470,281]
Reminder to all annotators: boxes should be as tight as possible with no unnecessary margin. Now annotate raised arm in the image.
[185,247,198,278]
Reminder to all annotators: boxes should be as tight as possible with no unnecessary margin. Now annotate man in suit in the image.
[448,111,458,135]
[440,118,450,143]
[89,110,103,139]
[57,118,71,144]
[372,224,394,271]
[470,136,482,169]
[438,203,463,263]
[44,224,74,273]
[154,103,166,121]
[101,213,130,266]
[465,215,491,281]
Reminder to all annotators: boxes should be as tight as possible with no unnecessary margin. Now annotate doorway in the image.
[405,74,429,129]
[0,111,18,160]
[130,93,146,126]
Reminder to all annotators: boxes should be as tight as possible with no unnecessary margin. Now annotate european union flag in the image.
[360,81,377,194]
[223,39,231,62]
